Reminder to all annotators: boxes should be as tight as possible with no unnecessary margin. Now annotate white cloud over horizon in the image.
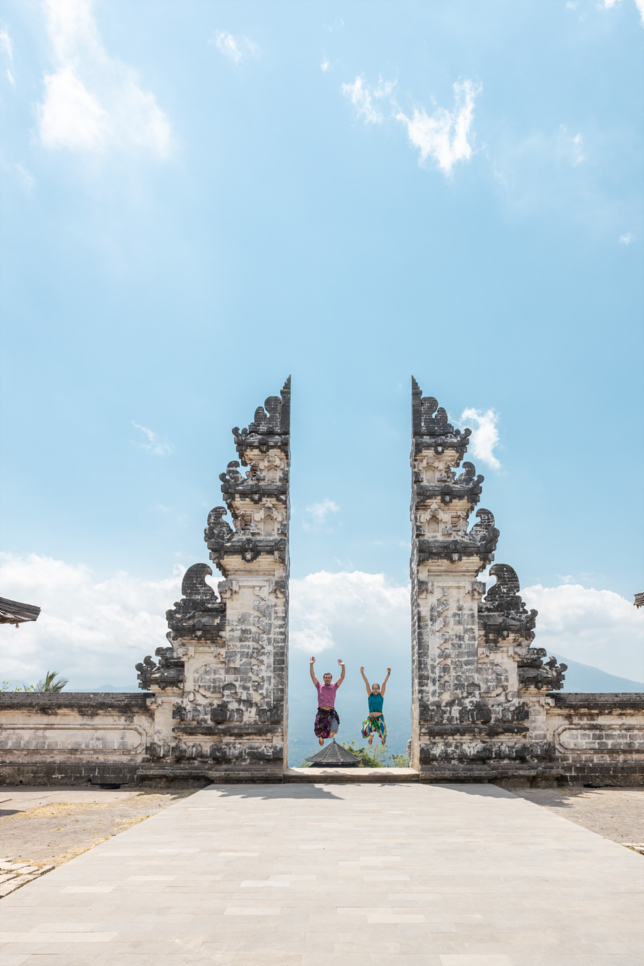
[522,582,644,682]
[1,556,641,688]
[290,570,409,657]
[37,0,171,156]
[459,407,501,471]
[0,553,182,686]
[210,31,258,64]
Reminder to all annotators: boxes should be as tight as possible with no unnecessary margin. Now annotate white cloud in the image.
[396,80,480,175]
[210,31,258,64]
[39,65,108,150]
[600,0,644,25]
[522,583,644,682]
[619,232,635,244]
[290,571,410,655]
[321,58,330,72]
[0,553,183,685]
[1,554,640,695]
[292,571,644,684]
[132,422,173,457]
[0,26,14,85]
[302,498,340,530]
[460,407,501,471]
[342,76,386,124]
[37,0,171,156]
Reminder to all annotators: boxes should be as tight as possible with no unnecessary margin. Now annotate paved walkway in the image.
[0,782,642,965]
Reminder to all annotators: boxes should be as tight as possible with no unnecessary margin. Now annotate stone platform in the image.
[0,782,642,965]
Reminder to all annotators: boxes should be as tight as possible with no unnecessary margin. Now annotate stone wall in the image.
[0,693,154,785]
[547,693,644,784]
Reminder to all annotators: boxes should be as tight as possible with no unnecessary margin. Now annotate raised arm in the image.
[309,657,319,687]
[336,659,346,688]
[360,666,371,696]
[381,667,391,696]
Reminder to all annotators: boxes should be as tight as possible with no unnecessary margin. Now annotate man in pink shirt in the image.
[310,656,345,746]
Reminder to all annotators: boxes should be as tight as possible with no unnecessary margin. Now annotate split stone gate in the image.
[1,378,643,785]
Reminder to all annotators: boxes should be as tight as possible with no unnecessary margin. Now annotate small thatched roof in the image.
[0,596,41,626]
[306,739,362,767]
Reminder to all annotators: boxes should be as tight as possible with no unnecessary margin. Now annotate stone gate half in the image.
[411,378,564,780]
[135,377,291,780]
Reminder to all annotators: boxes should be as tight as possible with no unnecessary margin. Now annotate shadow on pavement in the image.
[428,783,516,798]
[200,783,342,800]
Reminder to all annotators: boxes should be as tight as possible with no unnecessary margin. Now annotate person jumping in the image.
[360,666,390,745]
[310,657,345,746]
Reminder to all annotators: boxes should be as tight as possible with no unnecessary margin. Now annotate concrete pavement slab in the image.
[0,782,642,964]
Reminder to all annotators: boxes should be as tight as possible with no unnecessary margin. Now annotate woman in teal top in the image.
[360,666,391,745]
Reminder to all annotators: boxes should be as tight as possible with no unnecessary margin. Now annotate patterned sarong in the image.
[361,714,387,740]
[314,706,340,739]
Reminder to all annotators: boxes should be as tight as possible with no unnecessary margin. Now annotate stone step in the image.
[284,767,420,783]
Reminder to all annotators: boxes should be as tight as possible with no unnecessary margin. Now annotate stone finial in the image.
[180,563,216,601]
[411,377,471,454]
[479,563,567,690]
[518,649,567,691]
[232,376,291,458]
[479,564,537,643]
[166,563,226,644]
[135,644,185,691]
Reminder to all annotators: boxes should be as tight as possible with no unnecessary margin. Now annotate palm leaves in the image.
[34,670,68,692]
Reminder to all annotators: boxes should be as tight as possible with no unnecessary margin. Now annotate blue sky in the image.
[1,1,643,738]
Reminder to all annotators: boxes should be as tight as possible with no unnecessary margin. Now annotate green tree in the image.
[0,681,35,692]
[391,752,410,768]
[340,740,386,768]
[34,671,68,692]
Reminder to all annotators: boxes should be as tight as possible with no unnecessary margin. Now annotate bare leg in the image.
[368,734,373,745]
[330,730,338,739]
[318,737,324,746]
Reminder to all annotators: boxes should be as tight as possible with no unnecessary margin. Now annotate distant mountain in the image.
[555,655,643,693]
[68,684,141,692]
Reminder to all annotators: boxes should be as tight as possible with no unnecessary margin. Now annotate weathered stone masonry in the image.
[410,377,643,783]
[135,377,291,780]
